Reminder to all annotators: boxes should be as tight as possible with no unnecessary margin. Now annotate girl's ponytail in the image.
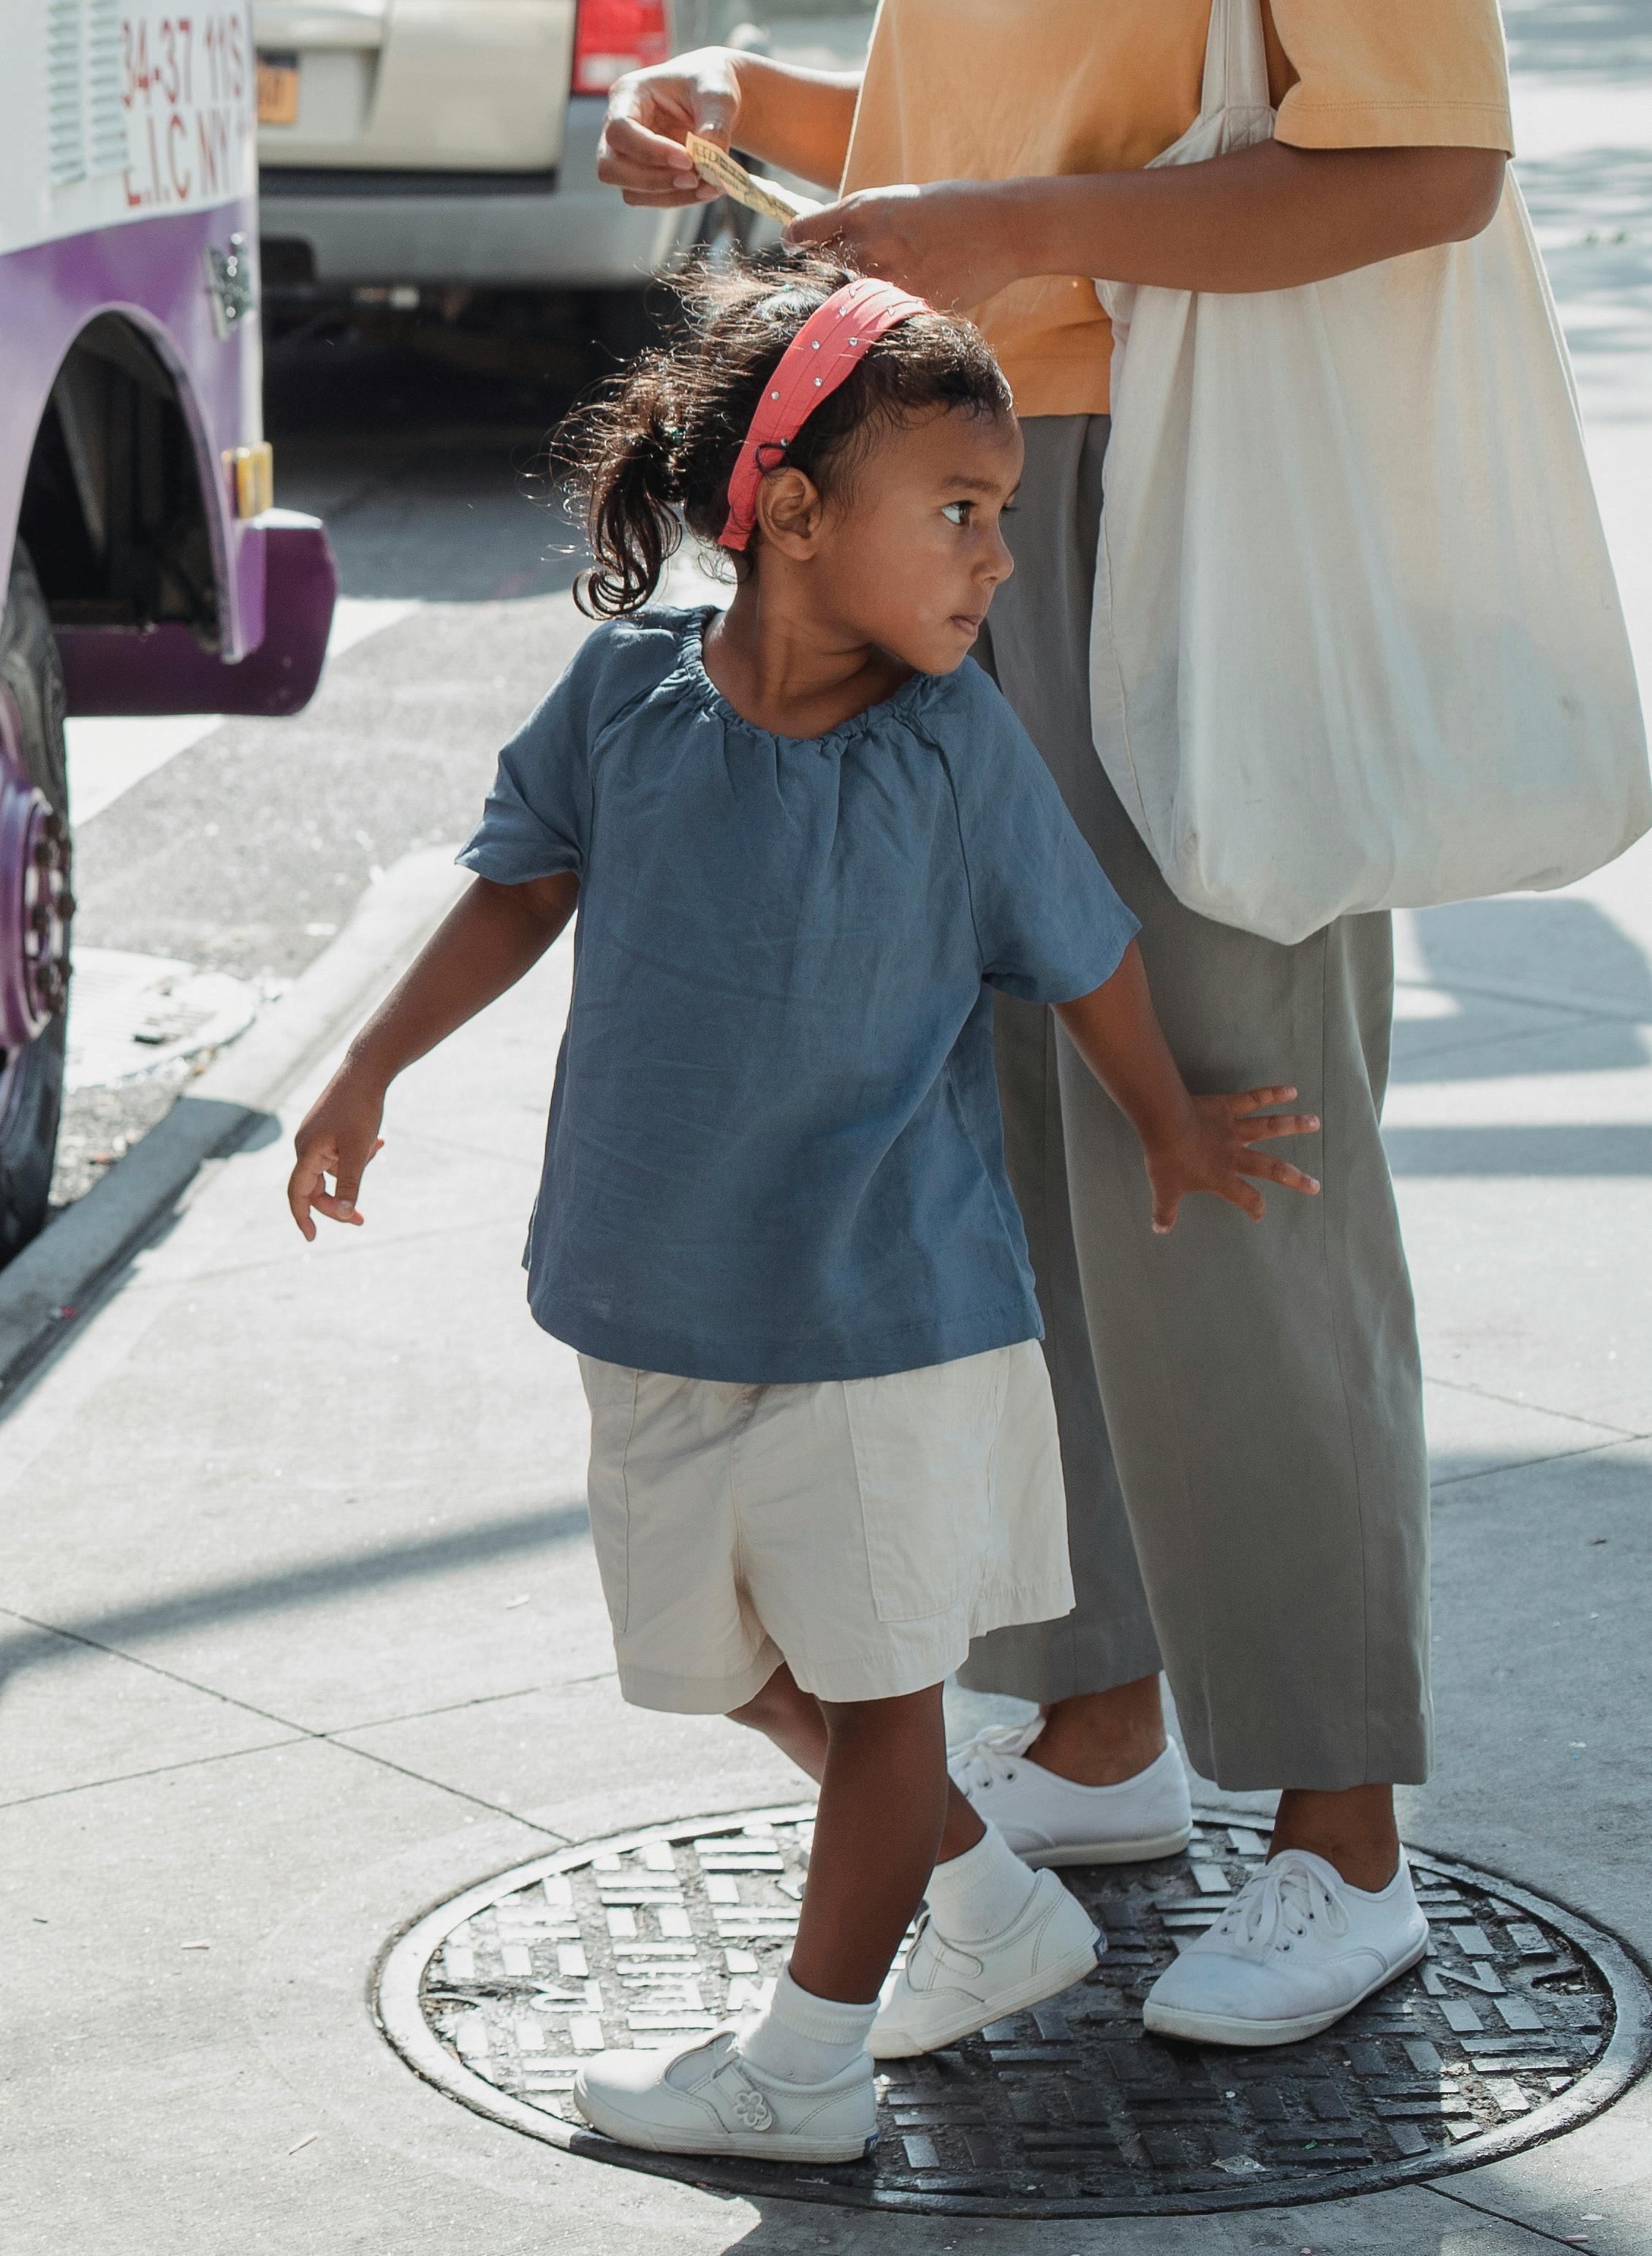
[567,349,688,619]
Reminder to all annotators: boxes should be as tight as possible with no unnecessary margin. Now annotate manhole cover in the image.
[376,1806,1650,2217]
[65,949,260,1090]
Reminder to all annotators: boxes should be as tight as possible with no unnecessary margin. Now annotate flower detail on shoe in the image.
[572,2026,877,2162]
[729,2081,774,2131]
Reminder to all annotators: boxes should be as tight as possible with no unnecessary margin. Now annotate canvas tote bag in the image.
[1089,0,1650,945]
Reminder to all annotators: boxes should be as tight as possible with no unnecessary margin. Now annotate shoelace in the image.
[1210,1852,1351,1959]
[947,1719,1041,1795]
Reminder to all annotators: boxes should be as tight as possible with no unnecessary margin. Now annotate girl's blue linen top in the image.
[458,606,1139,1384]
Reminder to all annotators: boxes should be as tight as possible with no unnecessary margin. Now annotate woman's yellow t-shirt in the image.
[839,0,1516,417]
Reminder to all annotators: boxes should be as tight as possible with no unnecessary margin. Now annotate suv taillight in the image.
[571,0,668,95]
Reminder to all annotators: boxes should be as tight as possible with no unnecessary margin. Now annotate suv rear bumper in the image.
[257,97,694,291]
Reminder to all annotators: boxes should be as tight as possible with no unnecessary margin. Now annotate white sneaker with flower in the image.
[1143,1847,1429,2046]
[949,1722,1194,1866]
[869,1866,1104,2059]
[572,2029,878,2162]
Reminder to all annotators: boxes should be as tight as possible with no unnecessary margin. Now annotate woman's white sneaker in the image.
[869,1866,1103,2059]
[949,1724,1194,1866]
[572,2029,878,2162]
[1143,1848,1429,2047]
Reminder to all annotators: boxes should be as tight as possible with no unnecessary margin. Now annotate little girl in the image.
[287,254,1319,2165]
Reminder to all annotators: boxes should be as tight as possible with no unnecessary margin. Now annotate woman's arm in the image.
[598,45,1502,297]
[597,48,860,203]
[786,141,1507,307]
[1053,942,1319,1233]
[287,873,577,1238]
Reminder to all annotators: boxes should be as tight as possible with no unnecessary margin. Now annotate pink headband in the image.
[718,277,931,553]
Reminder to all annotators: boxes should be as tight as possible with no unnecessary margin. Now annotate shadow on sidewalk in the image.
[1395,895,1652,1086]
[0,1497,590,1696]
[1385,1123,1652,1173]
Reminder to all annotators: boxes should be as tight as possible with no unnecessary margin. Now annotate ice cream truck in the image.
[0,0,335,1267]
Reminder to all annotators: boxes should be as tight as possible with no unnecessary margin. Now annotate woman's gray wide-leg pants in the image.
[964,415,1431,1791]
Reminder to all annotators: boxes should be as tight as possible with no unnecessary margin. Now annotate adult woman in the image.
[597,1,1511,2046]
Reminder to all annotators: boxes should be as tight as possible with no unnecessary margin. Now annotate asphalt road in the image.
[54,318,635,1205]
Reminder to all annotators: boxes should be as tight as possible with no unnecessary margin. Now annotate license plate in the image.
[257,51,300,127]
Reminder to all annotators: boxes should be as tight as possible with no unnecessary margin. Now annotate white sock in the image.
[737,1964,876,2086]
[922,1820,1039,1942]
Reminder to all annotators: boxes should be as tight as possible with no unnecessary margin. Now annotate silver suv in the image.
[254,1,874,321]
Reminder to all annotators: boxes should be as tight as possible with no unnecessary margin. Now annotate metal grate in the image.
[86,0,127,176]
[46,0,86,184]
[46,0,127,188]
[377,1807,1651,2218]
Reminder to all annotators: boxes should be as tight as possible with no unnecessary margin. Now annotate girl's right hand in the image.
[596,47,741,207]
[287,1067,387,1241]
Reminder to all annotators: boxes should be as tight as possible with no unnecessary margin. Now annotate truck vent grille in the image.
[47,0,128,187]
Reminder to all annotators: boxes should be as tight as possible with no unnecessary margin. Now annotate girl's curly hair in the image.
[555,249,1013,618]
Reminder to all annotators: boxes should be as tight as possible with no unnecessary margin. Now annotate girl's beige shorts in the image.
[577,1340,1075,1714]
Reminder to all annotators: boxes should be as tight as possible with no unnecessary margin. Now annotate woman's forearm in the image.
[727,54,860,191]
[791,140,1507,308]
[348,874,576,1088]
[999,141,1504,294]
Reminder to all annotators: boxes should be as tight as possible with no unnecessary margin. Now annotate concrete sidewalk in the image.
[2,830,1648,2256]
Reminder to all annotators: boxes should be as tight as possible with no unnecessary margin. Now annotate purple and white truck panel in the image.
[1,1,336,714]
[1,2,336,1267]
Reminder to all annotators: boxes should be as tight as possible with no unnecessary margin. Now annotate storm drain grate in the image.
[376,1806,1650,2217]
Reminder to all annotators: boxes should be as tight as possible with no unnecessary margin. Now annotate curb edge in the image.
[0,847,467,1399]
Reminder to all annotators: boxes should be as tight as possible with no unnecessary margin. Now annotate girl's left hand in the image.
[784,181,1023,310]
[1144,1087,1321,1235]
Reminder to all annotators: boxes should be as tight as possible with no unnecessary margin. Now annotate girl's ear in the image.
[754,466,825,556]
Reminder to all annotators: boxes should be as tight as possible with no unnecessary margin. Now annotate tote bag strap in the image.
[1200,0,1272,119]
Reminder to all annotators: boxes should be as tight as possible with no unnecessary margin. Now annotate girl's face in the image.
[760,405,1024,675]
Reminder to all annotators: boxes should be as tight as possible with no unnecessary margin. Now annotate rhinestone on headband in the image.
[718,277,931,553]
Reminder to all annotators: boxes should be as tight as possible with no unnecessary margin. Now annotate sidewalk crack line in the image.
[1425,2176,1607,2248]
[0,1606,568,1832]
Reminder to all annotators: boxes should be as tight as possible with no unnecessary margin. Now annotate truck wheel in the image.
[0,545,72,1270]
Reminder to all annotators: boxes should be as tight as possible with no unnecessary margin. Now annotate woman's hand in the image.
[789,146,1507,305]
[1143,1086,1320,1235]
[785,181,1026,309]
[288,1067,387,1241]
[596,48,741,207]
